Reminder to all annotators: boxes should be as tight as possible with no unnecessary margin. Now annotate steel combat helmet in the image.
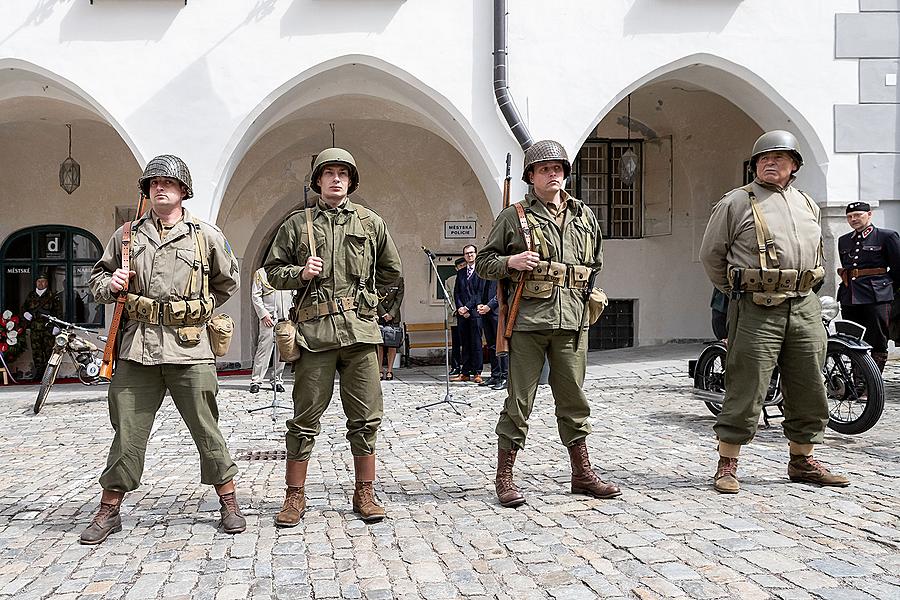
[522,140,571,183]
[138,155,194,199]
[310,147,359,195]
[750,130,803,173]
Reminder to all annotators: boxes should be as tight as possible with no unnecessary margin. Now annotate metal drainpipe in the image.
[494,0,533,151]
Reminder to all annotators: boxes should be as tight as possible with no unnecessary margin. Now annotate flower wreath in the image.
[0,309,27,363]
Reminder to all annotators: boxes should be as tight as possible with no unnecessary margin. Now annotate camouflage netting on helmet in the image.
[522,140,571,183]
[139,155,194,199]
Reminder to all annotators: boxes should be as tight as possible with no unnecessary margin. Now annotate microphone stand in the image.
[417,248,470,414]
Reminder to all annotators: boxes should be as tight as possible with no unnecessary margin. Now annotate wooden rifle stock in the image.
[495,154,512,356]
[99,194,146,381]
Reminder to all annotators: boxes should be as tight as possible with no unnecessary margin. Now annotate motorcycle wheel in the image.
[694,344,727,416]
[34,360,62,414]
[824,345,885,435]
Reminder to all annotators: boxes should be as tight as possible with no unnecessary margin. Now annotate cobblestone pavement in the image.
[0,344,898,600]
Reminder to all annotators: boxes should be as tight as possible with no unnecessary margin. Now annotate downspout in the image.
[494,0,533,151]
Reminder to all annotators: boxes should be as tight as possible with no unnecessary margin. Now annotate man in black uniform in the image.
[837,201,900,372]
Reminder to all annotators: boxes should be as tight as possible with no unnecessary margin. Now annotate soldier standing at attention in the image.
[837,202,900,373]
[476,140,620,508]
[84,155,245,544]
[700,131,850,494]
[249,267,293,393]
[265,148,402,525]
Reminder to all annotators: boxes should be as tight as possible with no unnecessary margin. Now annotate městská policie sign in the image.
[443,221,476,239]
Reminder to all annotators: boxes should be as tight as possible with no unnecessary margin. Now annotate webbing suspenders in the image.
[744,185,780,270]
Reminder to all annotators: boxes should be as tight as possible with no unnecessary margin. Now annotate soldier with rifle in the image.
[476,140,619,508]
[84,155,245,544]
[264,148,402,526]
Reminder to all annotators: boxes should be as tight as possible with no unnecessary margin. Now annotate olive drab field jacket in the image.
[476,191,603,332]
[700,178,823,298]
[264,198,402,352]
[90,209,240,365]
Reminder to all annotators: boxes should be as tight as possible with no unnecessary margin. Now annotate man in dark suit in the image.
[478,279,509,390]
[837,201,900,372]
[452,244,485,383]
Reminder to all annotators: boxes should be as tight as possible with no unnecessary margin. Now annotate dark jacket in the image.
[482,279,499,315]
[454,266,486,317]
[837,225,900,305]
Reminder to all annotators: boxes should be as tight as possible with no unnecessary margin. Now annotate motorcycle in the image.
[690,295,885,435]
[33,315,108,415]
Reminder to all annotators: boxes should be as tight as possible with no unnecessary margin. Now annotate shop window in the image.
[589,299,635,351]
[0,226,104,327]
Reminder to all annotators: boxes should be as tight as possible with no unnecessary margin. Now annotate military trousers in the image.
[841,302,891,354]
[496,329,591,450]
[715,293,829,446]
[287,343,383,461]
[251,322,285,385]
[100,360,238,492]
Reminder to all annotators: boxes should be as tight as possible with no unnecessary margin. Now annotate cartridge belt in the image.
[294,296,360,323]
[124,293,211,326]
[514,261,592,290]
[727,267,824,294]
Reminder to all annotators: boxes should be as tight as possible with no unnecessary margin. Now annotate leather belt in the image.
[294,296,359,322]
[838,267,887,286]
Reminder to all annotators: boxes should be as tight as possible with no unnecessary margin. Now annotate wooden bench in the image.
[403,322,449,366]
[0,367,7,386]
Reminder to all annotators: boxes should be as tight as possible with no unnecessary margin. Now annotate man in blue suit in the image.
[478,279,509,390]
[452,245,485,383]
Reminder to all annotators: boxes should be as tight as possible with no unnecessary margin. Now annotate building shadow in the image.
[624,0,742,35]
[280,0,404,37]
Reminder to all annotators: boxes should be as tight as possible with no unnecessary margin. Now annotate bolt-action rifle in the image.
[495,154,512,356]
[98,193,147,381]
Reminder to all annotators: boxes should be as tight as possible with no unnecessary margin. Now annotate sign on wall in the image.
[443,221,476,239]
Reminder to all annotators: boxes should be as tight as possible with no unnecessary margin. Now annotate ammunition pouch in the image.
[125,293,213,326]
[727,266,825,307]
[513,262,592,299]
[294,296,361,323]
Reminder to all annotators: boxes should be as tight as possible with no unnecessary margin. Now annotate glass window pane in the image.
[37,231,67,260]
[4,233,32,259]
[3,264,31,314]
[72,234,102,261]
[73,264,104,326]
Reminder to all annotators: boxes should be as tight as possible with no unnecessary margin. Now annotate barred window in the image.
[567,139,642,239]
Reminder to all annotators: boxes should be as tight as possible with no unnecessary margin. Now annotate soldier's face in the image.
[147,177,186,210]
[318,164,350,205]
[846,210,872,232]
[529,161,565,196]
[35,278,48,291]
[755,151,796,188]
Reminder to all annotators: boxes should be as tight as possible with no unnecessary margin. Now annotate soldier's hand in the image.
[261,315,274,328]
[108,268,135,293]
[301,256,324,281]
[508,251,541,271]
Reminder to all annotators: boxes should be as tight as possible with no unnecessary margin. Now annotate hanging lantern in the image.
[619,95,639,188]
[59,123,81,195]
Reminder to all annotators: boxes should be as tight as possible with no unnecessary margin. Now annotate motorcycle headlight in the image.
[54,334,68,348]
[819,295,840,323]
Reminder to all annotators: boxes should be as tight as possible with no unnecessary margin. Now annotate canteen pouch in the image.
[587,287,608,325]
[380,324,404,348]
[175,325,203,347]
[207,313,234,357]
[274,319,302,363]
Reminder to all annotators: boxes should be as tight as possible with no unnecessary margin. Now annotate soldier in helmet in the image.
[700,130,850,494]
[85,155,245,544]
[475,140,620,508]
[836,201,900,373]
[22,270,62,378]
[264,147,402,525]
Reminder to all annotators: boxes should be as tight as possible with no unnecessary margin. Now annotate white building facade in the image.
[1,0,893,372]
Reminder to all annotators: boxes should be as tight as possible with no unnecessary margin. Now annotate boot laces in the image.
[92,502,117,525]
[219,492,240,514]
[799,456,827,474]
[717,457,738,478]
[284,487,304,511]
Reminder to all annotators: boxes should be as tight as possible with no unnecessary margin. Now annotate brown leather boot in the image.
[788,454,850,487]
[275,459,308,527]
[713,456,740,494]
[352,454,385,522]
[568,441,621,499]
[80,490,124,545]
[495,446,526,507]
[217,490,246,534]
